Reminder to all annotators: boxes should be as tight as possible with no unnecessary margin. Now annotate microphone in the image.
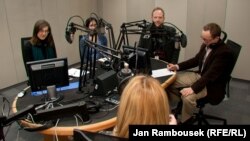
[65,23,76,44]
[136,23,147,29]
[136,22,151,29]
[117,62,132,84]
[121,62,132,77]
[97,19,106,34]
[164,22,187,48]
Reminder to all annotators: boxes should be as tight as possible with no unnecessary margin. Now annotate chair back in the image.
[225,39,242,98]
[21,37,32,76]
[221,31,227,42]
[226,39,242,76]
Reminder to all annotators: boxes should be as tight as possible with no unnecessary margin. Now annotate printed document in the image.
[151,68,175,78]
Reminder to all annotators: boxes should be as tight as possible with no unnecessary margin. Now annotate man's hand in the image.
[167,63,178,71]
[169,114,177,125]
[180,87,194,96]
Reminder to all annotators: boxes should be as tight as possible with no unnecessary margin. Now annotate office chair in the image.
[225,39,242,98]
[21,37,32,88]
[21,37,32,77]
[184,97,227,125]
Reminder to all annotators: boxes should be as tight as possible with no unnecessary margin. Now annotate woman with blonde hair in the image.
[113,75,176,138]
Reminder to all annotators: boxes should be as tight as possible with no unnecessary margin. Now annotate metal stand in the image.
[35,86,63,110]
[0,126,5,141]
[78,34,98,93]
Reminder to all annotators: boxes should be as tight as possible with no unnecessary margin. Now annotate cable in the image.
[54,119,60,141]
[74,115,79,126]
[99,104,119,112]
[134,42,138,73]
[66,15,85,29]
[16,127,20,141]
[90,13,100,22]
[164,22,184,34]
[1,95,10,117]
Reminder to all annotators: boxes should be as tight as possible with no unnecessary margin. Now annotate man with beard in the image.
[139,7,180,63]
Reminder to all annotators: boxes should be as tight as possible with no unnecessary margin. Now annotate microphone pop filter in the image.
[65,30,73,44]
[180,33,187,48]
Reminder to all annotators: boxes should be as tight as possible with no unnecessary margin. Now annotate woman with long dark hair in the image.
[23,19,57,64]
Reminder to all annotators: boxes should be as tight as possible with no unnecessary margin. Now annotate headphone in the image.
[208,39,223,49]
[85,100,101,114]
[208,31,227,49]
[22,119,55,132]
[117,75,133,95]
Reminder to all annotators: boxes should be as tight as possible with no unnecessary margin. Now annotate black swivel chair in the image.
[21,37,32,76]
[184,39,242,125]
[21,37,32,87]
[225,39,242,98]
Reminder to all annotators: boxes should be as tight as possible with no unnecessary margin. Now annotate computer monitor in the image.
[122,45,152,75]
[26,58,69,93]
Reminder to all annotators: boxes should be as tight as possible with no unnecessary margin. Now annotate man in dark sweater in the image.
[167,23,233,123]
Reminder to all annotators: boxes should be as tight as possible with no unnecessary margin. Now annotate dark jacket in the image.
[22,40,57,76]
[138,24,180,63]
[178,40,233,105]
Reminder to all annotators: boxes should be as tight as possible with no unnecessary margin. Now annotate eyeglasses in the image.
[200,36,214,42]
[89,24,97,27]
[39,29,49,34]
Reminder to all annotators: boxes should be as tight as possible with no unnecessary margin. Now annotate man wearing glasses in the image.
[166,23,233,123]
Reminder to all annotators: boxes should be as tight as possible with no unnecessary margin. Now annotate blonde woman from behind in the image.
[113,75,177,138]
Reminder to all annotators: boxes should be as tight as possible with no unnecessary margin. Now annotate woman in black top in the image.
[22,19,57,75]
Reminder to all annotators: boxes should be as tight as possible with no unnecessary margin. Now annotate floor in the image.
[1,78,250,141]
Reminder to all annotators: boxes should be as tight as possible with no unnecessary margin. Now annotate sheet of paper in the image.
[68,68,89,77]
[98,57,109,63]
[151,68,175,78]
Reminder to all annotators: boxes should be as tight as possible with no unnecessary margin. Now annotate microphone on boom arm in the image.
[65,22,76,44]
[164,22,187,48]
[65,15,84,44]
[97,18,107,34]
[136,22,150,29]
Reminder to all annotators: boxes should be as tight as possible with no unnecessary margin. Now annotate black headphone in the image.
[117,75,133,95]
[85,100,101,114]
[22,120,55,132]
[208,31,227,49]
[208,39,223,49]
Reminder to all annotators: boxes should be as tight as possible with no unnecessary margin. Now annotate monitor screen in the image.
[26,58,69,92]
[122,45,152,75]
